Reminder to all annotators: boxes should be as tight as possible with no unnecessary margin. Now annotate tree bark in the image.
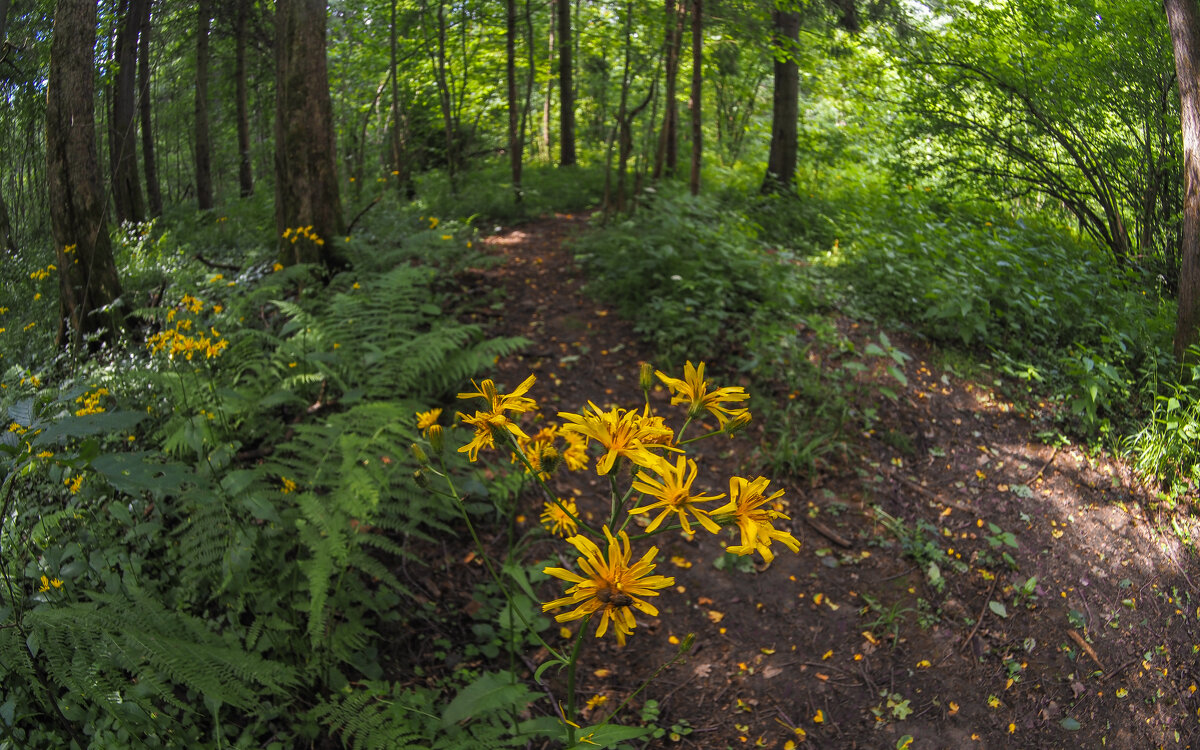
[47,0,125,347]
[388,0,413,198]
[235,0,253,198]
[195,0,214,210]
[275,0,346,268]
[654,0,685,180]
[0,0,16,254]
[110,0,144,224]
[688,0,702,195]
[542,1,554,161]
[557,0,575,166]
[1167,0,1200,357]
[139,0,162,216]
[761,8,800,194]
[506,0,522,201]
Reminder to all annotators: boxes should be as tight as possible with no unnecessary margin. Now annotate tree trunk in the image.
[139,0,162,216]
[761,9,800,194]
[557,0,575,166]
[654,0,684,180]
[195,0,214,210]
[542,1,554,161]
[1167,0,1200,357]
[275,0,347,268]
[389,0,413,198]
[506,0,522,201]
[0,189,15,256]
[688,0,702,195]
[110,0,144,224]
[47,0,125,347]
[235,0,253,197]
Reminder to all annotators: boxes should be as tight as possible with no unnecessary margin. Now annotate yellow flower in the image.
[456,376,538,461]
[540,498,579,537]
[64,475,84,494]
[208,274,224,282]
[38,575,62,593]
[710,476,799,563]
[542,527,674,645]
[558,402,668,475]
[352,282,361,290]
[629,455,724,534]
[656,361,749,427]
[561,430,590,471]
[585,694,608,711]
[273,262,285,272]
[416,408,443,432]
[514,424,561,479]
[213,305,223,314]
[280,476,297,494]
[429,217,439,229]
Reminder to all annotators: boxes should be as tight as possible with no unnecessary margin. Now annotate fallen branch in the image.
[193,252,242,272]
[1027,445,1060,484]
[1068,629,1104,671]
[804,516,853,548]
[346,196,382,235]
[958,578,998,654]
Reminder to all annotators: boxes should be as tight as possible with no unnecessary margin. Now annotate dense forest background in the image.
[3,0,1200,747]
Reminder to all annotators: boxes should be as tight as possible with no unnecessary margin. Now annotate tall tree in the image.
[234,0,253,198]
[275,0,346,267]
[557,0,575,165]
[761,6,800,194]
[0,0,17,254]
[46,0,124,346]
[654,0,685,180]
[195,0,214,210]
[388,0,413,198]
[1168,0,1200,357]
[138,0,162,216]
[506,0,523,200]
[110,0,145,223]
[689,0,702,195]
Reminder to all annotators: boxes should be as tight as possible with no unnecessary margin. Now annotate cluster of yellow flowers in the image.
[282,225,325,246]
[63,474,84,494]
[74,386,110,417]
[38,574,64,592]
[147,295,228,361]
[29,263,56,281]
[450,362,799,646]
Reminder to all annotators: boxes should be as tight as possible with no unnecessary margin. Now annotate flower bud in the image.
[412,468,430,488]
[540,445,563,476]
[639,362,655,393]
[723,410,752,437]
[427,424,445,454]
[410,442,429,467]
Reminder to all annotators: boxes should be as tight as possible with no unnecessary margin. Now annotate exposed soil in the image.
[419,214,1200,749]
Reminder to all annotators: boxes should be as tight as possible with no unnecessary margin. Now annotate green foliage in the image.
[0,199,529,746]
[574,190,804,365]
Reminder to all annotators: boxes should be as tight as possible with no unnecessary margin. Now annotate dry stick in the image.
[1067,630,1104,671]
[1027,445,1060,484]
[345,195,382,234]
[193,252,241,272]
[883,466,973,513]
[805,516,853,548]
[958,578,999,654]
[1100,658,1140,683]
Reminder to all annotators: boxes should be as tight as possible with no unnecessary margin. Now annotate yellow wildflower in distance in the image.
[629,455,724,534]
[542,527,674,645]
[710,476,800,563]
[280,476,298,494]
[561,430,590,471]
[38,575,64,593]
[64,475,84,494]
[656,361,749,427]
[415,408,443,434]
[456,375,538,461]
[540,498,579,537]
[514,424,561,479]
[558,402,669,475]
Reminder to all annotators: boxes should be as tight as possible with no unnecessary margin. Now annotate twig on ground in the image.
[958,578,998,654]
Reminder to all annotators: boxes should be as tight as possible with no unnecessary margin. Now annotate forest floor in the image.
[404,214,1200,749]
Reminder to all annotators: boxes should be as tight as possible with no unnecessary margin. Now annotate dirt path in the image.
[459,214,1200,749]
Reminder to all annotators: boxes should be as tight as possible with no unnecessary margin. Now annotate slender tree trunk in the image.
[47,0,124,347]
[110,0,144,223]
[613,1,633,212]
[506,0,522,201]
[654,0,684,180]
[688,0,702,195]
[542,1,554,161]
[0,0,17,254]
[138,0,162,216]
[521,0,537,171]
[388,0,413,198]
[423,0,457,191]
[557,0,575,166]
[761,9,800,194]
[195,0,214,209]
[275,0,347,267]
[1167,0,1200,357]
[235,0,253,197]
